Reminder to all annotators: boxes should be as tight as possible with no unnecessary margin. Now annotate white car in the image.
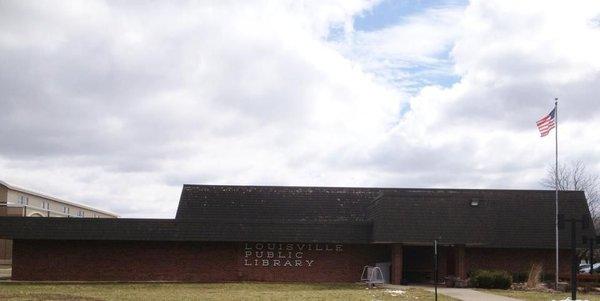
[579,263,600,274]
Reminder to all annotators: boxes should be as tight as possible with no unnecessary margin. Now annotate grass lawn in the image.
[481,289,600,301]
[0,282,459,301]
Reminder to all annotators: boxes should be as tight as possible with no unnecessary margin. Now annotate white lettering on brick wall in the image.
[242,242,343,267]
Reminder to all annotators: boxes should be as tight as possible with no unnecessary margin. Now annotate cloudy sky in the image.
[1,0,599,218]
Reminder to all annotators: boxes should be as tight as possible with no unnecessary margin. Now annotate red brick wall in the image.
[11,240,574,282]
[12,240,389,282]
[466,247,572,278]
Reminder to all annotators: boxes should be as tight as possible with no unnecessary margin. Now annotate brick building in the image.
[0,185,595,283]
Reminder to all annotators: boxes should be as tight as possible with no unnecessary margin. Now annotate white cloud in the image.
[1,0,599,218]
[0,0,400,217]
[368,0,600,189]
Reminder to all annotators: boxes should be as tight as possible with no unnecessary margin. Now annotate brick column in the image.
[391,244,403,284]
[454,245,466,279]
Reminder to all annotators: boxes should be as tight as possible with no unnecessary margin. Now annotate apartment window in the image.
[78,210,85,217]
[42,201,50,210]
[18,196,29,205]
[63,206,70,214]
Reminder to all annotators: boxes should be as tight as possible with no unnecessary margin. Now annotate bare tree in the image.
[541,160,600,230]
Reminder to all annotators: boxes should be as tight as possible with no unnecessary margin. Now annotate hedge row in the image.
[469,270,513,289]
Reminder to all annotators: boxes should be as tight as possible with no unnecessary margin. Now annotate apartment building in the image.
[0,180,118,264]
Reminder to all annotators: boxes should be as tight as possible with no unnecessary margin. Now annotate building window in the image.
[78,210,85,217]
[18,196,29,205]
[42,201,50,210]
[63,206,70,214]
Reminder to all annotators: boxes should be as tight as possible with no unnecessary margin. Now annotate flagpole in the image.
[555,97,559,289]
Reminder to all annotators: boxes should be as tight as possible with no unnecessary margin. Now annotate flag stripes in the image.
[536,108,556,137]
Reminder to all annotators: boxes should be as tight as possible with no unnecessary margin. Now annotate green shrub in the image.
[469,270,481,287]
[494,271,513,289]
[469,270,513,289]
[541,273,555,282]
[512,271,528,283]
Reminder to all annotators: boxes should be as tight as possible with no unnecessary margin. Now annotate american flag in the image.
[536,107,556,137]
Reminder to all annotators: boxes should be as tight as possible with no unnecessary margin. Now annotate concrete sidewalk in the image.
[422,287,522,301]
[382,284,522,301]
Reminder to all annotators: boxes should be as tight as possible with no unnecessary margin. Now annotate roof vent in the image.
[470,199,480,207]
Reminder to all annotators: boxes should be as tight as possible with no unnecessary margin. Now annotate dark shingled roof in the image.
[175,185,379,222]
[0,185,595,248]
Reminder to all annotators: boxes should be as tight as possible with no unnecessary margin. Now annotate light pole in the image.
[434,239,438,301]
[433,237,442,301]
[558,214,590,301]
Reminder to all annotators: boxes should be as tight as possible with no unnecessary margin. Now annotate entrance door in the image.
[402,246,434,283]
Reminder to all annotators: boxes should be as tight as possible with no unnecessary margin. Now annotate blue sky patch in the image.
[354,0,468,32]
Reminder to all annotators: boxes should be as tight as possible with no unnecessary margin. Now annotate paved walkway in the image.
[422,287,522,301]
[382,284,522,301]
